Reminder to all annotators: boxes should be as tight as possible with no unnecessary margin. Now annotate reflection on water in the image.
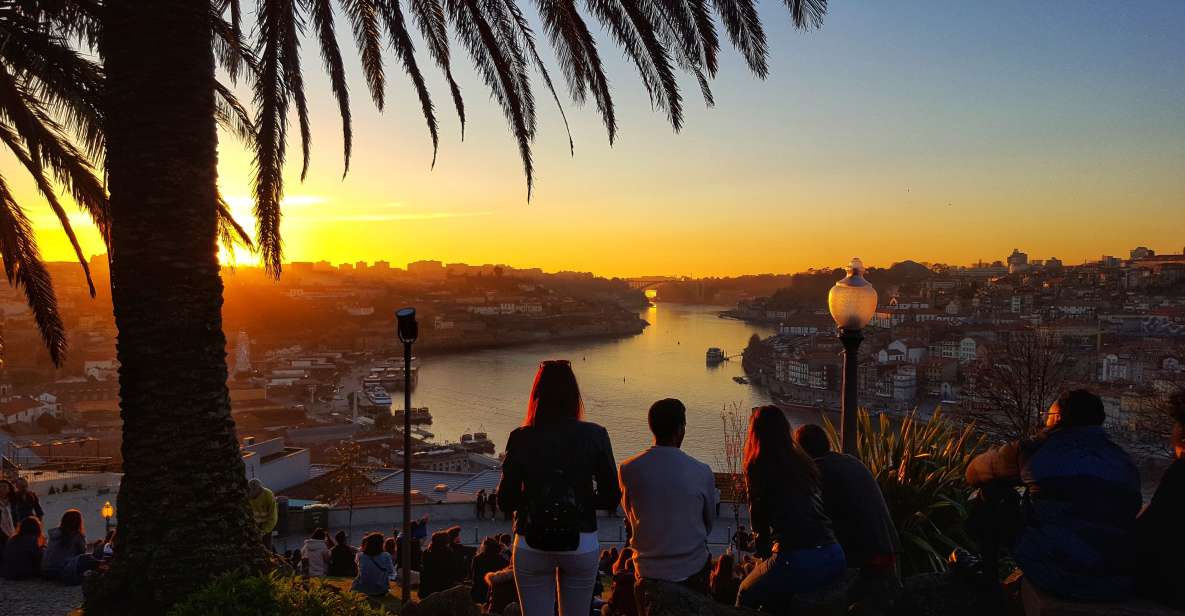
[408,304,805,468]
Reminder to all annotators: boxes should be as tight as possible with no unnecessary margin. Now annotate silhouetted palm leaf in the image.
[0,172,66,365]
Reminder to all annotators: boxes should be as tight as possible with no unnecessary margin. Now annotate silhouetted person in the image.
[470,537,510,604]
[967,389,1140,600]
[476,489,487,520]
[605,547,638,616]
[497,360,621,616]
[329,530,359,577]
[619,398,717,591]
[1137,391,1185,609]
[0,479,15,537]
[488,488,499,519]
[794,423,900,596]
[736,406,845,612]
[1,516,44,580]
[710,552,741,606]
[419,530,463,599]
[12,477,44,521]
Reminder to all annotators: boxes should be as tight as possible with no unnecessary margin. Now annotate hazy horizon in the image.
[13,1,1185,278]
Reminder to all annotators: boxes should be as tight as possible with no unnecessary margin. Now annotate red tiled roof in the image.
[0,398,40,417]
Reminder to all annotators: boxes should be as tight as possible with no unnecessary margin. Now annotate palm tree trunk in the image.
[85,1,267,612]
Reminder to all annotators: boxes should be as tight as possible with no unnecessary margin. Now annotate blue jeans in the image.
[737,544,846,613]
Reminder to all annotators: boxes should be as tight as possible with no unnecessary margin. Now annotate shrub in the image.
[824,407,984,575]
[168,571,390,616]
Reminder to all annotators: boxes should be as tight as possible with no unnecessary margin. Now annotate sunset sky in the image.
[16,1,1185,277]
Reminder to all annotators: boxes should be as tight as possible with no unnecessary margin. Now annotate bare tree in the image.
[328,441,372,542]
[963,331,1077,443]
[715,403,750,544]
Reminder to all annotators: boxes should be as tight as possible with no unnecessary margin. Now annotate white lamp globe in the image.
[828,258,878,330]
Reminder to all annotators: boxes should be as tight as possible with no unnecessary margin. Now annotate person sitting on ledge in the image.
[709,552,741,606]
[966,389,1141,601]
[794,424,900,594]
[301,528,332,577]
[1136,390,1185,610]
[736,406,846,612]
[618,398,718,593]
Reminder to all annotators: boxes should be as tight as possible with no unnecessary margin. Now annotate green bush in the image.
[824,407,984,576]
[168,572,390,616]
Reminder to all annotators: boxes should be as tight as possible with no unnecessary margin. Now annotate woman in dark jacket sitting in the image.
[736,406,845,612]
[497,360,621,616]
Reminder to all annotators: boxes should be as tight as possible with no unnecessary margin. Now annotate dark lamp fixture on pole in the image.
[102,500,114,534]
[828,258,877,457]
[395,307,418,603]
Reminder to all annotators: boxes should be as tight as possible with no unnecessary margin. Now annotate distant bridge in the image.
[625,276,685,290]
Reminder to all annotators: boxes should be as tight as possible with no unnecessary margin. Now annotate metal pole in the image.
[401,340,413,603]
[839,327,863,457]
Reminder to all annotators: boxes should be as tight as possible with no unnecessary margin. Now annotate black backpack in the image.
[524,467,581,551]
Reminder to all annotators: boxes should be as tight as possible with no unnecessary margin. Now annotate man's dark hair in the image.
[648,398,686,441]
[1055,389,1106,428]
[793,424,831,458]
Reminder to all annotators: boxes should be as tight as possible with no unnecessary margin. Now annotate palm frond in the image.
[0,172,66,366]
[252,0,292,277]
[408,0,467,135]
[0,11,105,159]
[785,0,826,29]
[339,0,387,109]
[306,0,353,176]
[0,120,95,297]
[215,81,257,144]
[506,0,573,153]
[584,0,682,130]
[445,0,535,196]
[217,191,255,251]
[279,0,312,180]
[536,0,615,143]
[376,0,440,166]
[0,65,109,245]
[711,0,767,77]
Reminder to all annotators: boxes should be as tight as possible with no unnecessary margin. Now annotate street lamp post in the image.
[395,307,418,603]
[101,500,114,535]
[828,258,878,458]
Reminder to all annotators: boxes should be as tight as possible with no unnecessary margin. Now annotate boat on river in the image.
[706,347,727,364]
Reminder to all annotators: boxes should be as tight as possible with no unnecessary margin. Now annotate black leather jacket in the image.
[497,418,621,535]
[747,465,836,556]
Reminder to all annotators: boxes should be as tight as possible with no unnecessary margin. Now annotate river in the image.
[390,304,819,468]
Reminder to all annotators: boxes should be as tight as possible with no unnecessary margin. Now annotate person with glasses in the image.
[497,360,621,616]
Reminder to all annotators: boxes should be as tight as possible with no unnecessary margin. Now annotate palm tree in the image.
[86,0,828,611]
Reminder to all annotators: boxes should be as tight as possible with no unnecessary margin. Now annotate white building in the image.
[241,436,311,492]
[0,393,59,425]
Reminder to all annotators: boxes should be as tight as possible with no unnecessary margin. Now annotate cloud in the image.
[300,211,492,223]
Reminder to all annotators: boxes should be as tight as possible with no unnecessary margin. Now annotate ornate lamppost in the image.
[828,258,878,457]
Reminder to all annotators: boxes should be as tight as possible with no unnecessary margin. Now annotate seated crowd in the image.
[8,359,1184,616]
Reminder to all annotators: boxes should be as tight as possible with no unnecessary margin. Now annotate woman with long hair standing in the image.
[498,360,621,616]
[736,406,845,612]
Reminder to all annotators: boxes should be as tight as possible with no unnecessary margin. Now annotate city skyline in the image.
[13,1,1185,277]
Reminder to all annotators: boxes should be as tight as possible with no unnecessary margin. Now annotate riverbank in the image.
[416,315,649,355]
